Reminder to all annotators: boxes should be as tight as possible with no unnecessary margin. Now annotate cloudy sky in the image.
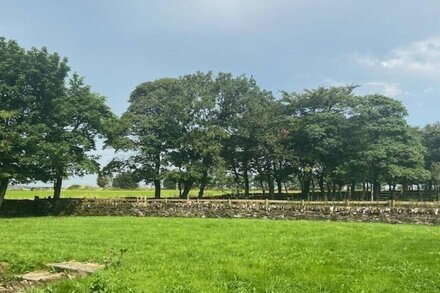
[1,0,440,185]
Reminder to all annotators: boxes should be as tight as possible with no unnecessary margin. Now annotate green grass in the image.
[0,218,439,292]
[5,188,230,200]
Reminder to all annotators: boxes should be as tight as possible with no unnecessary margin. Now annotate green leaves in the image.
[0,37,115,199]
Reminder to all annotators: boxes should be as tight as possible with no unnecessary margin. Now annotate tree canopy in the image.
[2,36,439,204]
[0,37,115,205]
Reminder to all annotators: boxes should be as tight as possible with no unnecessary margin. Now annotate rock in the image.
[19,271,64,282]
[48,261,104,274]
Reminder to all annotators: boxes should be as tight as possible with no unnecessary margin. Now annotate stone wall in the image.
[1,199,439,225]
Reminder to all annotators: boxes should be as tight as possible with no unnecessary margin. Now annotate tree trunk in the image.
[326,181,331,201]
[362,182,366,201]
[198,170,208,198]
[332,182,336,201]
[0,178,9,209]
[53,175,63,200]
[391,184,396,200]
[276,177,282,197]
[243,168,250,197]
[260,179,266,197]
[373,180,380,201]
[154,180,161,199]
[154,155,161,199]
[232,168,241,196]
[319,177,325,201]
[302,175,311,200]
[268,176,275,199]
[350,182,356,201]
[181,180,193,199]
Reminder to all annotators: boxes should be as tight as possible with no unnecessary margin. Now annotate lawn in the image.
[0,218,439,292]
[4,188,231,200]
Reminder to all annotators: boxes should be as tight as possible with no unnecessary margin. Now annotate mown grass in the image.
[5,188,230,200]
[0,217,439,292]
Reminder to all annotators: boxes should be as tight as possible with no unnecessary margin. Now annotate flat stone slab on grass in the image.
[19,270,64,282]
[48,262,104,274]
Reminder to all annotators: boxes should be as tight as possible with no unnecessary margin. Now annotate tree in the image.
[36,74,116,199]
[0,38,69,205]
[422,123,440,191]
[97,173,111,188]
[112,172,139,189]
[111,78,182,198]
[431,162,440,200]
[0,37,115,204]
[282,86,356,199]
[350,94,426,199]
[170,72,227,198]
[216,73,275,197]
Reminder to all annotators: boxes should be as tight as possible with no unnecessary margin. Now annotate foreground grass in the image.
[0,218,439,292]
[5,188,230,200]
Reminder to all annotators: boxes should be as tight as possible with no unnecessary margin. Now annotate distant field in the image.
[0,218,439,292]
[5,189,231,200]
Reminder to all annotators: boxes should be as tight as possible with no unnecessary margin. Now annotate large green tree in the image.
[0,37,115,204]
[111,78,182,198]
[0,38,69,204]
[38,74,116,198]
[171,72,227,198]
[282,86,356,199]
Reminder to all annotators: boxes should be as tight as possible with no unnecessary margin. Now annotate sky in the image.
[1,0,440,186]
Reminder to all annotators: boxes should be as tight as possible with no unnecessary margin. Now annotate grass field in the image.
[4,188,230,200]
[0,218,439,292]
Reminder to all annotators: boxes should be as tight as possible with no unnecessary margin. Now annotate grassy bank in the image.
[0,217,439,292]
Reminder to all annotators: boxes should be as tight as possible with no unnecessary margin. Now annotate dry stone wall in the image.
[1,199,439,225]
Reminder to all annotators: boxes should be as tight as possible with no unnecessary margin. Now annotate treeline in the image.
[1,38,440,206]
[105,74,439,200]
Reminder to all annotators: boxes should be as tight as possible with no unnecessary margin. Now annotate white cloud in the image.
[364,82,406,97]
[353,38,440,78]
[321,78,405,98]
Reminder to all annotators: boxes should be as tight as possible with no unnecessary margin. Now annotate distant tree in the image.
[97,173,111,188]
[216,73,275,197]
[431,162,440,200]
[171,72,227,198]
[36,73,116,199]
[110,78,182,198]
[350,95,428,199]
[112,172,139,189]
[282,86,356,199]
[163,176,177,190]
[422,122,440,191]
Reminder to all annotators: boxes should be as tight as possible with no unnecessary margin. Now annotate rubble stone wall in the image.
[1,199,439,225]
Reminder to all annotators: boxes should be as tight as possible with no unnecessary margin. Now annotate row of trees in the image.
[105,73,439,200]
[2,38,440,206]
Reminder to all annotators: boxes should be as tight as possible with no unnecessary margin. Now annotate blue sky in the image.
[2,0,440,186]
